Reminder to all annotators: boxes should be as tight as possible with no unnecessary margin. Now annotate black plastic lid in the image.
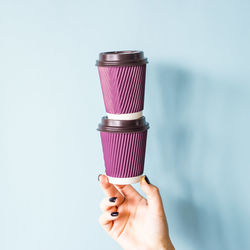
[97,116,150,133]
[96,50,148,66]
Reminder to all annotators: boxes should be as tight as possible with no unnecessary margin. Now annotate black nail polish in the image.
[145,175,151,184]
[109,197,117,203]
[111,212,119,217]
[98,174,102,181]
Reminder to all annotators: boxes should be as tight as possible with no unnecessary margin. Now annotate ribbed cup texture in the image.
[98,65,146,114]
[100,131,147,178]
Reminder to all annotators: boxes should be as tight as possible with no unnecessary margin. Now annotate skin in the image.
[98,175,175,250]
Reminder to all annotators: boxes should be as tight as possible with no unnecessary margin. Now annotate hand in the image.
[98,174,175,250]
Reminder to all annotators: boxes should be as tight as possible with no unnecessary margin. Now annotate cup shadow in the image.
[150,63,227,250]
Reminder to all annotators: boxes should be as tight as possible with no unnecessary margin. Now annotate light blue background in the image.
[0,1,250,249]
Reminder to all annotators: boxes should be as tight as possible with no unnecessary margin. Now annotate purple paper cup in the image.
[96,51,148,115]
[97,116,149,184]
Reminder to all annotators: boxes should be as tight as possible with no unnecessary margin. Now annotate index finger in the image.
[99,174,124,199]
[115,184,143,201]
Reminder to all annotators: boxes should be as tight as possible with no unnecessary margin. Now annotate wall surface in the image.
[0,1,250,250]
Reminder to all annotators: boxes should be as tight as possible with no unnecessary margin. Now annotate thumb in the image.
[140,175,165,214]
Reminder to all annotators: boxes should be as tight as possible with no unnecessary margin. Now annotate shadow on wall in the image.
[149,63,250,250]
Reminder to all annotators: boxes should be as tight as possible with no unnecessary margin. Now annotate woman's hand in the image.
[98,174,175,250]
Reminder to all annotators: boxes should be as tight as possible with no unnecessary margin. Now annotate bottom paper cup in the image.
[100,130,148,185]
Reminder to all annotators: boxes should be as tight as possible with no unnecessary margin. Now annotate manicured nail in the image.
[145,175,151,184]
[111,212,119,217]
[98,174,102,181]
[109,197,117,203]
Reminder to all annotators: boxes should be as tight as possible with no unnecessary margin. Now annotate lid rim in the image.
[97,116,150,133]
[96,60,148,66]
[97,127,149,133]
[96,50,148,66]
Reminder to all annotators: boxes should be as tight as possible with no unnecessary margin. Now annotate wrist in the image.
[158,239,175,250]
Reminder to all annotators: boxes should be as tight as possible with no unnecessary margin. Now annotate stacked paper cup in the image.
[96,51,149,184]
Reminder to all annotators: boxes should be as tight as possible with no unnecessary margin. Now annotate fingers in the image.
[140,175,165,214]
[99,207,119,232]
[100,196,123,212]
[98,175,125,233]
[99,174,125,201]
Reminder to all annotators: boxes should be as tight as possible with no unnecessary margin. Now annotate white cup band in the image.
[107,111,143,120]
[107,175,143,185]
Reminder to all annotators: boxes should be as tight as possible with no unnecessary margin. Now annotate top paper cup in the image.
[96,50,148,115]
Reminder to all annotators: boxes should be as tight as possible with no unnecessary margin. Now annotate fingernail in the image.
[111,212,119,217]
[109,197,117,203]
[145,175,151,184]
[98,174,102,181]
